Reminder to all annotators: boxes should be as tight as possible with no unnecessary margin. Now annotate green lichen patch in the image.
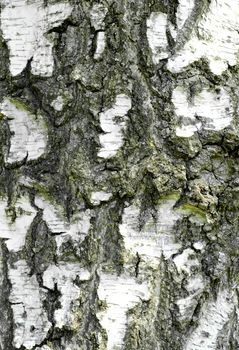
[8,98,32,113]
[176,203,208,223]
[158,192,181,203]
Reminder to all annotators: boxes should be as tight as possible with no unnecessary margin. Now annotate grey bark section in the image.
[0,0,238,350]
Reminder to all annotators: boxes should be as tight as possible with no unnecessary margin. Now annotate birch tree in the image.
[0,0,238,349]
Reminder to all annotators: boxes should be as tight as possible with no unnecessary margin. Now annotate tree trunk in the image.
[0,0,238,349]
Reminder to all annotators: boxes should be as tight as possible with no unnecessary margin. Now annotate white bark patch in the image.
[176,0,195,29]
[172,86,232,137]
[98,94,132,159]
[0,195,36,252]
[90,3,107,30]
[97,274,150,350]
[94,31,106,59]
[9,260,51,349]
[186,276,205,294]
[36,346,52,350]
[1,0,72,77]
[193,241,204,250]
[168,0,239,75]
[90,191,112,205]
[174,249,205,321]
[0,98,47,163]
[175,124,200,138]
[35,196,91,252]
[18,175,36,188]
[119,200,182,263]
[51,92,72,111]
[176,275,205,320]
[90,4,107,59]
[146,12,169,64]
[184,290,234,350]
[194,89,232,131]
[173,249,199,274]
[42,263,90,329]
[176,290,200,321]
[172,87,200,137]
[51,95,64,112]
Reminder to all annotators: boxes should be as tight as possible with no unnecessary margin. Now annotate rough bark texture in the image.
[0,0,239,349]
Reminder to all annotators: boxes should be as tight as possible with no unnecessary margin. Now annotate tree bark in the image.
[0,0,238,349]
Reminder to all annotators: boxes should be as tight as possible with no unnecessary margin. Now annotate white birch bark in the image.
[0,0,238,349]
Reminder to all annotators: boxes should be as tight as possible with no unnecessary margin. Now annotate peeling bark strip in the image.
[168,0,239,74]
[0,98,47,163]
[97,274,150,350]
[9,260,51,348]
[0,0,239,349]
[98,94,132,158]
[172,86,232,137]
[94,31,106,60]
[119,199,182,262]
[35,196,91,252]
[90,4,107,60]
[185,291,234,350]
[42,263,90,328]
[0,195,36,251]
[146,12,169,63]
